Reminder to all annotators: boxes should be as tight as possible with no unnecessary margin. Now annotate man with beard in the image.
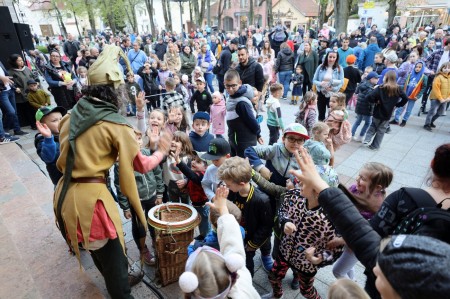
[235,46,265,92]
[216,38,239,93]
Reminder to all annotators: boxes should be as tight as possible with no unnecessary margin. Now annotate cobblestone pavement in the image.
[1,82,449,298]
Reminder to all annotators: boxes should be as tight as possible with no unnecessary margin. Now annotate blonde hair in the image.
[361,162,393,195]
[328,279,370,299]
[330,92,346,109]
[190,252,231,297]
[311,122,330,138]
[218,157,252,184]
[437,61,450,75]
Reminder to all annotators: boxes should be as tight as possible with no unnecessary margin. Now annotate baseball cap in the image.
[35,106,66,121]
[346,54,357,64]
[201,138,231,160]
[366,71,380,80]
[195,76,206,83]
[27,79,38,85]
[193,150,207,162]
[193,111,210,122]
[283,123,309,140]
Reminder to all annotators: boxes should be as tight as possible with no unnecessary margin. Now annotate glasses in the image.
[286,136,305,145]
[225,84,238,89]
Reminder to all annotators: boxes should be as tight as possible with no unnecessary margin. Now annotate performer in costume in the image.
[53,45,172,299]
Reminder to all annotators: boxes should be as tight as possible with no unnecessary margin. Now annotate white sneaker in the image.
[353,136,362,142]
[363,140,370,146]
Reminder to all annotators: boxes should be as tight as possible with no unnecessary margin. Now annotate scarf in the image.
[55,97,131,246]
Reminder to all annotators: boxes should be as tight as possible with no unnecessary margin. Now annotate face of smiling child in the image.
[149,111,165,130]
[168,108,183,125]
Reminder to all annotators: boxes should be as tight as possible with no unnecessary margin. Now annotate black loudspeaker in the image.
[0,7,22,67]
[14,23,35,51]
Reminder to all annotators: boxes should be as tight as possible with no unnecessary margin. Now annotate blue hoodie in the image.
[358,43,381,70]
[189,131,214,152]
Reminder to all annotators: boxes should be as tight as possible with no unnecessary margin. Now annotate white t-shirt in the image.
[0,66,11,91]
[437,50,450,70]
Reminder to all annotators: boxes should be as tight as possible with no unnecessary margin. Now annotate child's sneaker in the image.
[353,135,362,142]
[141,247,156,266]
[260,254,273,272]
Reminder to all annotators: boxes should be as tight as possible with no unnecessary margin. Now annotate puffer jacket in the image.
[114,148,164,210]
[278,189,344,274]
[430,73,450,101]
[355,80,376,116]
[275,47,295,73]
[245,143,299,186]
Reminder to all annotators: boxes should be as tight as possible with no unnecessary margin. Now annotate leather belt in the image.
[71,177,106,184]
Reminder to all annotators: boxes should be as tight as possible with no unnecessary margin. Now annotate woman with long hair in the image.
[363,71,409,150]
[312,51,345,120]
[297,41,318,96]
[179,45,197,80]
[197,43,216,93]
[275,42,295,100]
[8,54,37,129]
[163,42,181,73]
[261,39,275,62]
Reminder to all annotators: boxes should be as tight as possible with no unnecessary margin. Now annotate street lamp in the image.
[171,0,190,34]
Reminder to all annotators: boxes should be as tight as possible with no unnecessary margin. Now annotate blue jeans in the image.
[394,99,416,122]
[352,114,372,136]
[0,108,4,138]
[278,70,292,98]
[425,99,446,125]
[194,204,210,238]
[0,89,20,132]
[204,73,215,93]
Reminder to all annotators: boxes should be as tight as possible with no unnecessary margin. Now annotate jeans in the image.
[0,89,20,132]
[278,70,292,98]
[352,114,372,137]
[332,246,358,279]
[194,204,211,238]
[216,74,225,93]
[364,118,389,149]
[204,72,215,93]
[394,99,416,122]
[268,125,280,145]
[0,108,4,138]
[425,99,446,125]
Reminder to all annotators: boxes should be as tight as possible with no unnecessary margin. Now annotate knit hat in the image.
[384,52,398,63]
[346,54,357,64]
[193,111,210,122]
[284,123,309,140]
[378,235,450,299]
[35,106,66,121]
[366,71,380,80]
[88,44,132,88]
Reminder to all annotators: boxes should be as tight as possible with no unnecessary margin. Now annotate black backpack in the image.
[394,187,450,244]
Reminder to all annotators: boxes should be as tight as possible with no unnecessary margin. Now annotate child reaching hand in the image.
[178,186,260,299]
[325,92,351,150]
[165,105,190,133]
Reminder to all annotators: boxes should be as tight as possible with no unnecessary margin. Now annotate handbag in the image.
[212,63,220,75]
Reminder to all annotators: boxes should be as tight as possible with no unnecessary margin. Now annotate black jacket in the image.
[318,188,381,299]
[137,66,159,95]
[217,46,232,76]
[275,47,295,73]
[229,186,273,249]
[343,66,362,93]
[154,43,167,61]
[235,57,265,92]
[190,89,212,113]
[63,40,80,59]
[355,81,376,116]
[366,86,408,120]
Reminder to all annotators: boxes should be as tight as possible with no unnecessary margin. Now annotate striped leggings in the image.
[268,257,320,299]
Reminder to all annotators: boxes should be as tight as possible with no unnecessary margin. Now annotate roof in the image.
[273,0,319,17]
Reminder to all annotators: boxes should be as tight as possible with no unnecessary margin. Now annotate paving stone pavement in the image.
[1,84,450,298]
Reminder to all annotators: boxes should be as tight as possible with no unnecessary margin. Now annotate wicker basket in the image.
[148,203,201,286]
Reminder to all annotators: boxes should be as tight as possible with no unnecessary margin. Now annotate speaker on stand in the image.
[0,6,22,67]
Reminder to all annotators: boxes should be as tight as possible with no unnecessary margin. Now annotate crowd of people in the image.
[1,18,450,299]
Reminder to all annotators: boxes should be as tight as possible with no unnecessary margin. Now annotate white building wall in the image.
[358,2,390,30]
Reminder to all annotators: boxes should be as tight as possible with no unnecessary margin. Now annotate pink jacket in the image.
[210,99,226,135]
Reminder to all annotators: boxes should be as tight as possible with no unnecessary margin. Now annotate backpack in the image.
[393,187,450,245]
[273,26,286,42]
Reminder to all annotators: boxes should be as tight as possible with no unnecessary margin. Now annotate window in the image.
[240,0,248,8]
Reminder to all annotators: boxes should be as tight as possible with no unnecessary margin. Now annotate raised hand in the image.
[206,185,229,216]
[36,121,52,138]
[157,129,173,155]
[136,91,146,111]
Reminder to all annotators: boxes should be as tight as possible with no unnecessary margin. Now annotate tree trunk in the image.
[198,0,206,27]
[217,0,224,30]
[266,0,273,28]
[192,0,200,27]
[249,0,254,26]
[387,0,396,28]
[73,10,82,37]
[130,0,139,33]
[84,0,97,35]
[207,0,211,27]
[52,4,67,36]
[333,0,350,35]
[189,0,193,28]
[166,0,172,31]
[144,0,156,37]
[161,0,170,31]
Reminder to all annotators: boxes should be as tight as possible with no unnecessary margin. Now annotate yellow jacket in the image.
[54,115,144,260]
[430,73,450,102]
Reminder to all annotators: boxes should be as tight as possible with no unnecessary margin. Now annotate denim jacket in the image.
[312,64,345,93]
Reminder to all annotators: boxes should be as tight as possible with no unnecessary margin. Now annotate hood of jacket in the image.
[280,47,294,57]
[266,96,278,109]
[239,57,256,70]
